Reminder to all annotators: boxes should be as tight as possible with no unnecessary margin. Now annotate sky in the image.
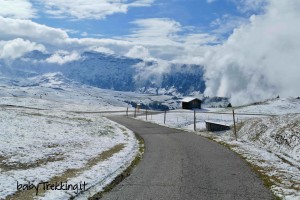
[0,0,299,105]
[0,0,251,59]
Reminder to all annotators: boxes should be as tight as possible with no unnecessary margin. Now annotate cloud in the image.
[81,32,88,37]
[122,18,219,61]
[129,0,155,7]
[203,0,300,105]
[0,17,68,46]
[0,16,217,62]
[0,16,134,56]
[210,14,248,36]
[89,46,115,54]
[0,38,45,59]
[45,50,81,65]
[41,0,155,20]
[0,0,36,19]
[127,18,181,46]
[125,45,150,59]
[133,59,172,86]
[231,0,268,13]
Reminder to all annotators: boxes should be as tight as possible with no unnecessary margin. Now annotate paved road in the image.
[101,116,274,200]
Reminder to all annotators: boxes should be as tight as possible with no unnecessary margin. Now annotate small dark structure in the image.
[205,120,230,132]
[181,97,202,110]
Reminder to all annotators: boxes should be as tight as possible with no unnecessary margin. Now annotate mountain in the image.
[0,51,206,96]
[62,51,140,91]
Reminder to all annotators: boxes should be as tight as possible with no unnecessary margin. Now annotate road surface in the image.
[101,116,274,200]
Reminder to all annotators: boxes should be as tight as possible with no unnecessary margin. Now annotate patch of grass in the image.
[276,154,300,171]
[235,121,245,132]
[89,133,145,200]
[23,112,44,117]
[119,127,127,132]
[66,117,92,123]
[0,155,64,172]
[0,155,7,162]
[104,126,115,135]
[7,144,125,200]
[218,141,239,149]
[22,112,93,123]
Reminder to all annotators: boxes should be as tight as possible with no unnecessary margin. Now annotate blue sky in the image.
[0,0,257,59]
[30,0,246,39]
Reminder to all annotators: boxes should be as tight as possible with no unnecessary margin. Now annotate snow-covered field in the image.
[0,73,147,199]
[0,101,139,199]
[137,98,300,199]
[137,108,256,131]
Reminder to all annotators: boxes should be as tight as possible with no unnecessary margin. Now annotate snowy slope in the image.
[0,92,139,199]
[0,72,184,111]
[232,98,300,115]
[238,114,300,162]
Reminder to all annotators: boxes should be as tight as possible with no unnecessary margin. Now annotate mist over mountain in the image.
[0,50,205,96]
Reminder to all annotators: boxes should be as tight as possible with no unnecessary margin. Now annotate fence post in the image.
[232,109,237,141]
[164,110,166,124]
[146,109,148,120]
[194,110,196,131]
[126,107,128,116]
[134,107,137,118]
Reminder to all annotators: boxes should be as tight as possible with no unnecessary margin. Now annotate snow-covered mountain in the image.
[0,50,205,96]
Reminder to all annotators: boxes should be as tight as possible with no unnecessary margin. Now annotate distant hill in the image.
[0,50,205,96]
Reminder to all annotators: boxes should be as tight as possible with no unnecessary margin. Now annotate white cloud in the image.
[90,46,115,54]
[0,16,133,55]
[0,17,68,46]
[45,51,81,65]
[203,0,300,105]
[81,32,88,37]
[0,16,217,62]
[0,0,36,19]
[0,38,45,59]
[120,18,222,62]
[129,0,155,7]
[231,0,268,13]
[125,45,150,59]
[127,18,181,46]
[134,59,172,85]
[210,14,248,36]
[41,0,155,20]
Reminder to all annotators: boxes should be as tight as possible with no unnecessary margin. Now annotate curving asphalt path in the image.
[101,116,274,200]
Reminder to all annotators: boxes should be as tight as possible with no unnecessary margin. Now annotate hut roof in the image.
[205,120,230,127]
[180,97,201,103]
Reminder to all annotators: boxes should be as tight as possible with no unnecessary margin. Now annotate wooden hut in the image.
[181,97,202,110]
[205,121,231,132]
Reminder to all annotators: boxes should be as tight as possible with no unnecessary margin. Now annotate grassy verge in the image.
[216,140,282,200]
[88,132,145,200]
